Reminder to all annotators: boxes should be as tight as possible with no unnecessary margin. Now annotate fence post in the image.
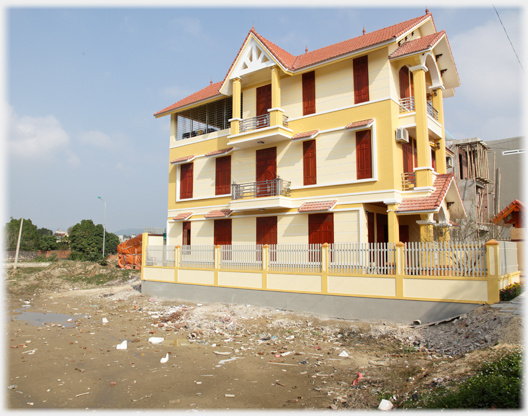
[321,243,329,294]
[262,244,269,289]
[485,239,500,304]
[395,242,405,299]
[140,233,148,281]
[214,245,220,286]
[174,245,180,283]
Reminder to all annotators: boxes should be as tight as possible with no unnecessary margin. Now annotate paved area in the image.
[490,291,524,315]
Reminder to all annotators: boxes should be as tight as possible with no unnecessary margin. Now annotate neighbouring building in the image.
[486,136,524,217]
[446,137,491,228]
[155,9,466,249]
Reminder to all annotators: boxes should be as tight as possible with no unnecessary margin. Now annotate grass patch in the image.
[402,348,522,409]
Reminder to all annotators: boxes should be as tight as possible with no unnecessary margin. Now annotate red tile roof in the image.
[492,199,525,225]
[204,209,232,219]
[172,212,193,221]
[345,119,374,130]
[292,130,319,141]
[395,173,454,213]
[170,155,195,164]
[155,81,223,117]
[389,31,445,59]
[298,200,337,213]
[156,13,434,116]
[205,147,233,157]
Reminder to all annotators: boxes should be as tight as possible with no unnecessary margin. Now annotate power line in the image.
[493,5,524,73]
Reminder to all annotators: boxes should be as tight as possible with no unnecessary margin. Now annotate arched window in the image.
[399,66,414,99]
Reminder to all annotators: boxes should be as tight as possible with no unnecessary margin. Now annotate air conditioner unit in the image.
[395,127,409,144]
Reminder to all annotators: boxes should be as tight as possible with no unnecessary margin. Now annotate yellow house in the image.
[154,9,466,249]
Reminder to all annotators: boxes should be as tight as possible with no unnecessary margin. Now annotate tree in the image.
[3,218,41,251]
[39,235,58,251]
[69,219,120,260]
[37,227,53,237]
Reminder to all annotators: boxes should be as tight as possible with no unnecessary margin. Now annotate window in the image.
[215,156,231,195]
[308,213,334,245]
[356,130,372,179]
[176,97,234,141]
[353,55,369,104]
[302,71,316,116]
[398,66,414,99]
[214,219,232,247]
[303,140,317,185]
[182,221,191,246]
[180,163,193,199]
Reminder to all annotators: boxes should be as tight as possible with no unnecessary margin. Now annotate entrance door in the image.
[256,84,272,128]
[257,216,277,261]
[309,213,334,262]
[182,221,191,255]
[214,219,232,261]
[256,147,277,197]
[399,224,409,243]
[376,214,388,243]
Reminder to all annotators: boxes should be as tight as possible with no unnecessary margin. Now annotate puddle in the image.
[10,309,80,328]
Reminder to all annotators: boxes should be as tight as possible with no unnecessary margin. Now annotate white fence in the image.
[180,245,215,268]
[219,244,262,271]
[329,243,396,275]
[404,242,487,277]
[145,245,175,267]
[499,241,519,276]
[145,242,501,278]
[269,244,322,273]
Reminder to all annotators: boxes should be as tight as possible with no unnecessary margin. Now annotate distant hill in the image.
[112,228,144,236]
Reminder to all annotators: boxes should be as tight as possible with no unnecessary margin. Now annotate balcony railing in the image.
[402,172,416,191]
[239,113,289,133]
[232,176,291,200]
[399,97,415,113]
[427,102,439,121]
[398,97,439,121]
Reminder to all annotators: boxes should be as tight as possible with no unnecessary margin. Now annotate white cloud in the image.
[8,107,72,162]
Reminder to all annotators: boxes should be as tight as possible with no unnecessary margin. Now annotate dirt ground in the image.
[3,261,523,410]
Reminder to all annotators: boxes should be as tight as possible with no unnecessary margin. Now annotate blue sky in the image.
[1,1,525,234]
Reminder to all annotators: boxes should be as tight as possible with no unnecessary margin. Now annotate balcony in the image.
[230,177,293,211]
[228,112,292,148]
[402,172,416,191]
[239,113,289,133]
[398,97,439,121]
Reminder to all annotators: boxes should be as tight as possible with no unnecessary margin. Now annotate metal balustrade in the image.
[329,242,396,275]
[238,113,289,133]
[231,177,291,200]
[401,172,417,191]
[398,97,438,121]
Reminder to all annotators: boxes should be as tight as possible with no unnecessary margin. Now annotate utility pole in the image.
[14,218,24,270]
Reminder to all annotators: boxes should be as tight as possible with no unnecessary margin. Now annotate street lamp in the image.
[98,196,106,258]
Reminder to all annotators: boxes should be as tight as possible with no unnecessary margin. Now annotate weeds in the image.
[402,348,522,409]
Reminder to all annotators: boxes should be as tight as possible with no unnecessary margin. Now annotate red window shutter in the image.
[308,213,334,245]
[256,84,272,116]
[399,66,410,99]
[402,142,413,173]
[356,130,372,179]
[256,216,278,246]
[303,140,317,185]
[353,55,369,104]
[302,71,315,116]
[431,148,436,171]
[215,155,231,195]
[180,163,193,199]
[214,219,232,246]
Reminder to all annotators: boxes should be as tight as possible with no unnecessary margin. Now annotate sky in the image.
[1,0,526,235]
